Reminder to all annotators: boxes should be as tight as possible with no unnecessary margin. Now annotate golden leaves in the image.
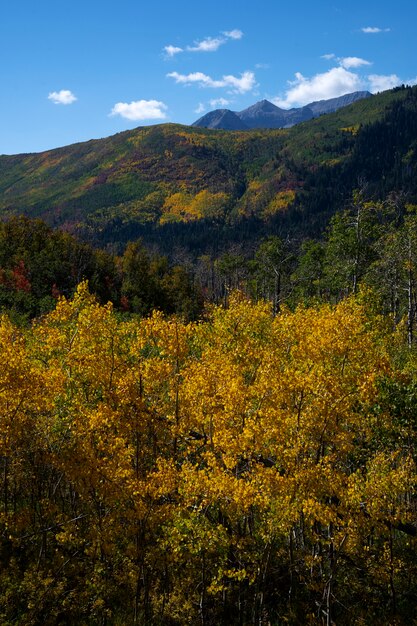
[2,282,417,623]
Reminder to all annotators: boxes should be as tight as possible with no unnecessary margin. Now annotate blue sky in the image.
[1,0,416,154]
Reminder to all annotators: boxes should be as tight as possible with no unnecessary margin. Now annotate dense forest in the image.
[2,86,417,624]
[3,187,417,342]
[0,217,202,323]
[1,282,417,625]
[0,192,417,623]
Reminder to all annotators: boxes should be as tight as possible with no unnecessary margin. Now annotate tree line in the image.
[0,216,202,323]
[4,189,417,351]
[201,190,417,346]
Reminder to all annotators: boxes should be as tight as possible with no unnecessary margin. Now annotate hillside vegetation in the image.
[1,86,416,253]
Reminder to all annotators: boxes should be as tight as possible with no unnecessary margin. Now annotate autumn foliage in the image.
[0,284,416,625]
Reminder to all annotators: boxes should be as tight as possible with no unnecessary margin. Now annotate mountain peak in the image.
[237,100,287,129]
[242,99,282,113]
[191,109,248,130]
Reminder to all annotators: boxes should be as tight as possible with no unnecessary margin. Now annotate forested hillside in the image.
[1,86,417,256]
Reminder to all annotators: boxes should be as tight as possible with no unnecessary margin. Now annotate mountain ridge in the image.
[193,91,372,130]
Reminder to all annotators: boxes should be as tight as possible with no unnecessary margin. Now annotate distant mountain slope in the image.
[193,91,372,130]
[0,86,415,253]
[237,100,292,128]
[192,109,248,130]
[307,91,372,116]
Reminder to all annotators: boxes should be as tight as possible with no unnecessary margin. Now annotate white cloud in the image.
[195,103,206,114]
[367,73,401,93]
[223,72,256,93]
[110,100,168,121]
[187,37,225,52]
[164,29,243,57]
[339,56,371,69]
[164,45,183,57]
[223,29,243,40]
[362,26,390,33]
[167,70,256,94]
[168,71,221,87]
[322,54,371,69]
[210,97,231,107]
[48,89,77,105]
[274,67,365,108]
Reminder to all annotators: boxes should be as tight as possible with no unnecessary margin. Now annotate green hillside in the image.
[0,85,416,251]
